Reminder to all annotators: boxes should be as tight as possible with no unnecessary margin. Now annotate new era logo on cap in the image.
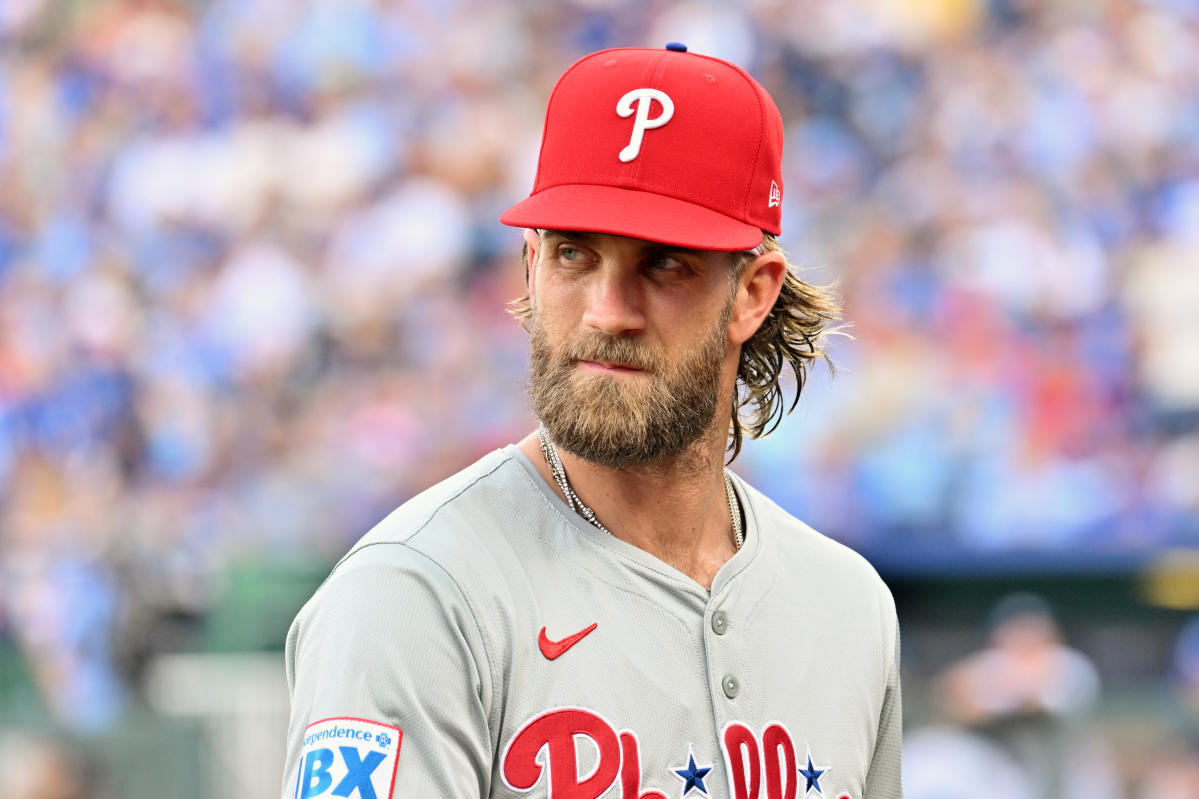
[500,44,785,252]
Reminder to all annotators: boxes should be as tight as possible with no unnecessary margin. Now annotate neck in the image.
[517,420,739,589]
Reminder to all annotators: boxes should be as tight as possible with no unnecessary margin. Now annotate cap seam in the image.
[732,68,769,223]
[619,50,671,189]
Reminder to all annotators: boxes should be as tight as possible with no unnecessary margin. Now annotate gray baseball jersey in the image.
[282,445,902,799]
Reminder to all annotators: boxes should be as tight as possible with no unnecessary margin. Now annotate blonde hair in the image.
[509,233,841,461]
[726,234,841,459]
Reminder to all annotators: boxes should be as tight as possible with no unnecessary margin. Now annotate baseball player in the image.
[282,44,902,799]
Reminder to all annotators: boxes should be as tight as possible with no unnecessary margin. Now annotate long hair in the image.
[509,233,842,461]
[726,234,841,460]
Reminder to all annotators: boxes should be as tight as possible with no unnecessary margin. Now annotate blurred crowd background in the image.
[1,0,1198,797]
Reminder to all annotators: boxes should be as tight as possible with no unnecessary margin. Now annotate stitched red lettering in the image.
[502,708,621,799]
[722,723,761,799]
[762,724,798,799]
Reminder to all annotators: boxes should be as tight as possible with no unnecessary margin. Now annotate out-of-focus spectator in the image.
[933,594,1117,799]
[939,594,1100,723]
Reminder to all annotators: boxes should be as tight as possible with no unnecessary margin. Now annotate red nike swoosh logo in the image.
[538,623,598,660]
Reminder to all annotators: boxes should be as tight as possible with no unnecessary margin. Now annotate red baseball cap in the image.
[500,44,784,252]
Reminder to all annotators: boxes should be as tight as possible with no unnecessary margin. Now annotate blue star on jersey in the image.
[799,751,827,795]
[672,749,712,796]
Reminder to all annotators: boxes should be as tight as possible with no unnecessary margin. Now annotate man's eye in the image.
[558,246,585,261]
[649,254,685,272]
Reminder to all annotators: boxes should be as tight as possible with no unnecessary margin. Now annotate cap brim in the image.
[500,185,765,252]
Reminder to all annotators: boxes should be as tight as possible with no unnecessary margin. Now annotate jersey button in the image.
[711,611,729,635]
[722,675,740,699]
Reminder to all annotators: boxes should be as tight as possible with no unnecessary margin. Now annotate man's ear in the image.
[523,228,540,304]
[728,250,786,346]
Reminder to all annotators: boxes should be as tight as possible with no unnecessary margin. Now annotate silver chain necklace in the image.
[537,427,744,550]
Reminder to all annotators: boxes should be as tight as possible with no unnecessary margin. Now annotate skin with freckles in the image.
[516,228,786,588]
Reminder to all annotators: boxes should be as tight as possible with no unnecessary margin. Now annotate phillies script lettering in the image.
[500,707,832,799]
[616,88,674,163]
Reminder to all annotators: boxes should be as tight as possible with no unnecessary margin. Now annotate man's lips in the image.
[576,359,646,374]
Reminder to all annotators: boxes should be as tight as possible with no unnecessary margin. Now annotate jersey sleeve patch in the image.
[294,717,402,799]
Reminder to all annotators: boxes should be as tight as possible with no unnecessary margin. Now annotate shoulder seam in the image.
[390,541,500,733]
[328,450,514,579]
[306,451,514,728]
[318,538,506,736]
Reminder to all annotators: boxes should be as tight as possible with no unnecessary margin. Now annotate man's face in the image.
[527,230,739,469]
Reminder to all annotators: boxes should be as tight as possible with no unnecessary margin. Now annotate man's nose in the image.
[580,265,646,336]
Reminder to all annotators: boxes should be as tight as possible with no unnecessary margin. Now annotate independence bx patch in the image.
[294,717,402,799]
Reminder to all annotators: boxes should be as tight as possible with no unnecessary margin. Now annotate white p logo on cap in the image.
[616,88,674,163]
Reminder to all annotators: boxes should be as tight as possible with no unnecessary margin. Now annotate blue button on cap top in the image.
[665,42,688,52]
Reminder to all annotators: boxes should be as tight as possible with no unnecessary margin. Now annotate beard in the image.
[528,299,732,469]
